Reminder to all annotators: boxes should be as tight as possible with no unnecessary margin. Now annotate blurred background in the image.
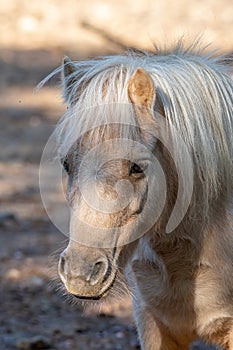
[0,1,232,349]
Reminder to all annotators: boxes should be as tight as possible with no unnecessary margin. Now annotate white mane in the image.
[40,44,233,211]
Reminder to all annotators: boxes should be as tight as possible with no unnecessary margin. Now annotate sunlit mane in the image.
[40,44,233,211]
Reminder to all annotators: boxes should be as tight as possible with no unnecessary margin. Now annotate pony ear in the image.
[128,68,159,146]
[63,56,77,78]
[62,56,77,103]
[128,67,155,109]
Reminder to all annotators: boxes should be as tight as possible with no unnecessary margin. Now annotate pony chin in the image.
[68,272,129,311]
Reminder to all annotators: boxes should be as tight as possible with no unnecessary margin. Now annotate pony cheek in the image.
[128,184,147,217]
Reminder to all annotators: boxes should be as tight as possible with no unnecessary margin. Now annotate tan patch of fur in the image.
[202,318,233,349]
[128,67,155,108]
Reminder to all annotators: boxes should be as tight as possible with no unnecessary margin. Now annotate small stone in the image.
[14,250,23,259]
[52,328,61,335]
[115,331,124,339]
[16,335,51,349]
[0,211,17,227]
[5,268,21,280]
[62,339,73,348]
[27,276,44,287]
[0,211,17,222]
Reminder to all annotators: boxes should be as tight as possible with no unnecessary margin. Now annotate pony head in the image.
[48,47,233,300]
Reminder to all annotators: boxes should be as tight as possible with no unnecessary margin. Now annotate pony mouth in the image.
[70,275,117,301]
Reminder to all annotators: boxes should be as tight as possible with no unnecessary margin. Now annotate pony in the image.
[42,43,233,349]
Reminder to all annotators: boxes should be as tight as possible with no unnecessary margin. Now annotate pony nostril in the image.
[59,255,66,279]
[89,260,107,286]
[93,261,102,275]
[58,256,67,285]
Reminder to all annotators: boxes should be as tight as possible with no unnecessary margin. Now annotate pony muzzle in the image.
[58,248,112,299]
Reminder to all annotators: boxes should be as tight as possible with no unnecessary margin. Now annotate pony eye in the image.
[130,163,143,175]
[62,158,70,173]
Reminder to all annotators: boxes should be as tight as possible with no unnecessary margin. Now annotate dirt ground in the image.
[0,48,138,349]
[0,1,232,349]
